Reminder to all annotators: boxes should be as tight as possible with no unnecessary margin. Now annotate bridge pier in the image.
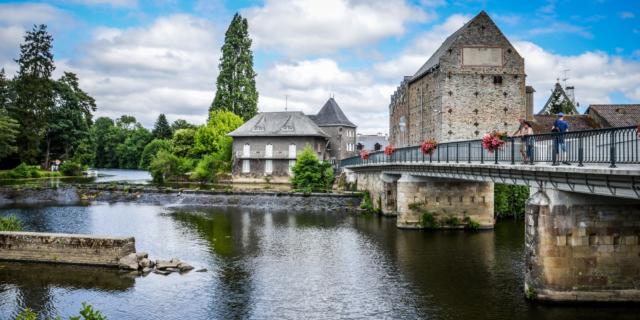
[395,174,494,229]
[355,171,400,216]
[525,188,640,302]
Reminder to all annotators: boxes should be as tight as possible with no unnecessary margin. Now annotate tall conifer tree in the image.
[210,13,258,121]
[152,113,172,139]
[10,24,55,164]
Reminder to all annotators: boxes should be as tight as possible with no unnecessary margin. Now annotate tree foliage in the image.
[192,110,243,163]
[91,116,152,169]
[170,119,196,131]
[149,150,182,183]
[494,183,530,218]
[0,113,19,161]
[210,13,258,121]
[152,113,172,139]
[290,145,334,192]
[139,138,173,169]
[171,128,196,158]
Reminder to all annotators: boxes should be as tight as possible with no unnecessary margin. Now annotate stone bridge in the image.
[341,126,640,303]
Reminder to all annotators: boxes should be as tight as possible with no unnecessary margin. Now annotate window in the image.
[493,75,503,84]
[265,159,273,174]
[265,144,273,158]
[242,160,250,173]
[288,160,296,175]
[289,143,296,158]
[243,143,250,157]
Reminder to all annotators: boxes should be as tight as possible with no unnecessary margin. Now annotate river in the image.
[1,202,638,319]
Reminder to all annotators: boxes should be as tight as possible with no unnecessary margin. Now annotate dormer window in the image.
[252,126,265,132]
[282,125,294,131]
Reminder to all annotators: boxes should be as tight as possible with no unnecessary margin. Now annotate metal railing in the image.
[340,126,640,169]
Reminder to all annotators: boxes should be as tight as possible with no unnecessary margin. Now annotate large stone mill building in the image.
[389,11,527,146]
[228,98,357,183]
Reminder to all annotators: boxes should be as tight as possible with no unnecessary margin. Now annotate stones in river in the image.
[139,258,153,268]
[155,258,180,270]
[195,268,207,272]
[119,253,196,276]
[153,269,171,276]
[118,253,139,270]
[178,262,194,272]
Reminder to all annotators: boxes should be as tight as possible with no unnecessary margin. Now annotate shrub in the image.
[360,191,373,212]
[139,139,172,169]
[0,215,23,231]
[421,212,439,228]
[495,183,530,219]
[442,215,461,226]
[191,154,217,182]
[60,161,84,176]
[16,303,106,320]
[149,150,182,183]
[7,163,41,179]
[464,218,481,231]
[290,145,334,192]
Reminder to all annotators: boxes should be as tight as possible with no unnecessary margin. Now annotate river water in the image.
[1,203,639,319]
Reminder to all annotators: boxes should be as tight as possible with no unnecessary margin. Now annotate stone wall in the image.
[525,188,640,302]
[355,171,399,215]
[319,125,357,161]
[396,175,494,229]
[0,231,136,267]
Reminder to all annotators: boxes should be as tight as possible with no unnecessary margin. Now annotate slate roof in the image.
[531,115,599,134]
[586,104,640,127]
[310,98,356,127]
[228,111,329,138]
[357,134,389,151]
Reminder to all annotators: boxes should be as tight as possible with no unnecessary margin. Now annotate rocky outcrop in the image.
[118,254,195,276]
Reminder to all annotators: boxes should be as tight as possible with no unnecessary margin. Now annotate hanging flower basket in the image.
[360,149,369,160]
[481,130,508,153]
[420,138,438,155]
[384,145,396,156]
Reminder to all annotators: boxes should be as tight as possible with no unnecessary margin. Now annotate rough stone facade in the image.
[395,175,494,229]
[389,11,526,145]
[389,77,411,147]
[0,231,136,267]
[355,171,398,216]
[525,188,640,302]
[320,125,357,164]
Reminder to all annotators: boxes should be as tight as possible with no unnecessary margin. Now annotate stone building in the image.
[228,98,357,183]
[585,104,640,127]
[388,11,526,145]
[389,77,411,147]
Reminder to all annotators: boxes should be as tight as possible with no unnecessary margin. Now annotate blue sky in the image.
[0,0,638,133]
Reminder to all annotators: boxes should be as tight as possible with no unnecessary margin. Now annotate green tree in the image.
[192,110,243,164]
[290,145,334,192]
[0,68,14,111]
[115,125,152,169]
[139,138,172,169]
[494,183,530,218]
[210,13,258,120]
[170,119,196,131]
[91,117,119,168]
[152,113,172,139]
[149,149,182,183]
[0,112,19,161]
[171,128,196,158]
[9,24,56,164]
[548,89,576,115]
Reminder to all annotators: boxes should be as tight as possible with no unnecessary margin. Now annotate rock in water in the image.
[153,269,171,276]
[118,253,139,270]
[155,259,180,270]
[139,258,152,268]
[195,268,208,272]
[136,252,149,261]
[178,262,194,272]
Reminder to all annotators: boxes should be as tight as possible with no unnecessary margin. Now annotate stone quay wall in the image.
[525,188,640,302]
[0,231,136,267]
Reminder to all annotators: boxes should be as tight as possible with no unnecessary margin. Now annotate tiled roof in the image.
[531,115,599,134]
[586,104,640,127]
[228,111,329,137]
[310,98,356,127]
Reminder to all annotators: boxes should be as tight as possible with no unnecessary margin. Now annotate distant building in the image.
[537,81,579,115]
[228,98,357,183]
[356,134,389,152]
[586,104,640,128]
[388,11,526,145]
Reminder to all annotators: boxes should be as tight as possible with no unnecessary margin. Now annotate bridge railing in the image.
[341,126,639,168]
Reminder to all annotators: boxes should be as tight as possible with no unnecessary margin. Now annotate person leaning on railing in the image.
[512,118,528,163]
[552,112,570,165]
[522,121,534,164]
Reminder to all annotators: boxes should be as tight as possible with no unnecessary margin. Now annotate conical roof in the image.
[310,98,356,127]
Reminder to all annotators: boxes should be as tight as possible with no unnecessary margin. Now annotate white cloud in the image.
[64,14,221,126]
[529,22,592,39]
[243,0,431,56]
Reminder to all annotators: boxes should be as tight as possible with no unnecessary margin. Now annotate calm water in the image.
[1,204,639,319]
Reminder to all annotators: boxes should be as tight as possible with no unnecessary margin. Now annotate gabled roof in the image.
[228,111,329,138]
[586,104,640,127]
[538,82,579,115]
[411,11,512,83]
[531,115,599,133]
[310,98,356,127]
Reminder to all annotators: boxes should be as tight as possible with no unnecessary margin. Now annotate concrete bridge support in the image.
[394,174,494,229]
[525,188,640,302]
[355,172,400,216]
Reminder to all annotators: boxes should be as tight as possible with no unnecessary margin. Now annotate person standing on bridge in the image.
[522,121,534,164]
[512,118,528,163]
[552,112,570,165]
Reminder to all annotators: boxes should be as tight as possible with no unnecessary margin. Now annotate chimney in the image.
[525,86,535,121]
[565,86,576,105]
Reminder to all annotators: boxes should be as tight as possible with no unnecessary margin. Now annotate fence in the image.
[340,126,639,168]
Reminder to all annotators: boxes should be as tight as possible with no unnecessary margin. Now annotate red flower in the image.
[360,149,369,160]
[384,145,396,156]
[482,130,507,153]
[420,138,438,155]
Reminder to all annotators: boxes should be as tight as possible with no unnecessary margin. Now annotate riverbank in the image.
[0,184,361,212]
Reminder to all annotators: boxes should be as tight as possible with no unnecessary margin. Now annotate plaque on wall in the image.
[462,47,503,66]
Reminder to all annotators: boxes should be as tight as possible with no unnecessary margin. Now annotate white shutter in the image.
[265,144,273,158]
[242,160,250,173]
[289,144,296,158]
[243,143,250,157]
[265,159,273,174]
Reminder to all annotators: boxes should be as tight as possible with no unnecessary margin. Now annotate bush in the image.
[360,191,373,212]
[421,212,439,228]
[191,155,217,182]
[442,215,461,226]
[139,139,172,169]
[7,163,41,179]
[149,150,183,183]
[16,303,106,320]
[464,218,481,231]
[60,161,84,176]
[0,215,22,231]
[290,145,334,192]
[495,183,530,219]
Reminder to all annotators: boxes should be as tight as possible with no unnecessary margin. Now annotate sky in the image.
[0,0,638,134]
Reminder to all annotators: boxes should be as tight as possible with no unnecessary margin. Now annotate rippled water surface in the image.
[1,204,639,319]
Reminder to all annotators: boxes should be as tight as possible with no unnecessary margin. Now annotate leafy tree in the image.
[494,183,530,218]
[191,154,217,182]
[92,117,119,168]
[0,112,19,161]
[152,113,172,139]
[192,110,243,164]
[139,138,172,169]
[290,145,334,192]
[171,119,196,131]
[149,150,182,183]
[115,125,152,169]
[171,128,196,158]
[0,68,14,111]
[91,115,150,169]
[547,88,576,115]
[211,13,258,120]
[9,24,56,164]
